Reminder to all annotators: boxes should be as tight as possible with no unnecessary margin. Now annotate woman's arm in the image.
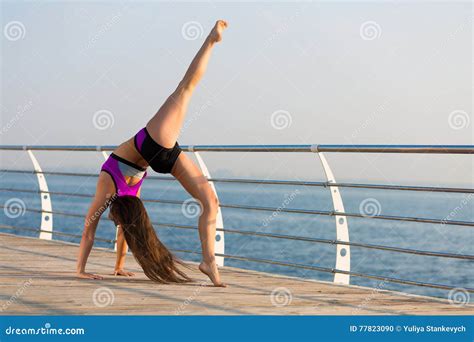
[76,202,103,279]
[76,172,115,279]
[113,226,135,276]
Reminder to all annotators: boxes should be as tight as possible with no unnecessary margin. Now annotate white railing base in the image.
[27,150,53,240]
[316,152,351,285]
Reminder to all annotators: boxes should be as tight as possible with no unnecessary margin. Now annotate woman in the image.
[76,20,228,287]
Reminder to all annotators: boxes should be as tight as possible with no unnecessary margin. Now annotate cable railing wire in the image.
[2,206,473,261]
[0,224,114,244]
[1,169,472,194]
[1,187,472,227]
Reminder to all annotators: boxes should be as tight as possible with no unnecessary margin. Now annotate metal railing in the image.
[0,144,472,153]
[0,144,473,294]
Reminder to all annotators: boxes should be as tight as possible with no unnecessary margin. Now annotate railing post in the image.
[192,150,225,267]
[100,151,119,252]
[26,149,53,240]
[312,145,351,284]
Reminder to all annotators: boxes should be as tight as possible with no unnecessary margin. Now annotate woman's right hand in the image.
[76,272,103,280]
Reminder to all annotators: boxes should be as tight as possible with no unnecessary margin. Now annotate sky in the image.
[0,0,472,186]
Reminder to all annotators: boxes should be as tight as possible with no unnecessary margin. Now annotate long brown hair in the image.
[108,195,191,283]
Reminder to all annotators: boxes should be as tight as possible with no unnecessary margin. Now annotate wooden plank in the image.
[0,233,472,315]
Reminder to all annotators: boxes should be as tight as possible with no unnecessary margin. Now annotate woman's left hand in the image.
[113,269,135,277]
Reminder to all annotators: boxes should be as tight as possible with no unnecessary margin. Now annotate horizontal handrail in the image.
[0,144,473,153]
[1,189,472,227]
[1,224,472,292]
[2,208,473,260]
[1,169,473,194]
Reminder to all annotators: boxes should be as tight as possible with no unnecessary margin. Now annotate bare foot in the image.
[76,272,103,280]
[113,269,135,277]
[199,261,226,287]
[208,20,228,43]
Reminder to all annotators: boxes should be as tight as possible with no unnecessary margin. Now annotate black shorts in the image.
[134,127,182,174]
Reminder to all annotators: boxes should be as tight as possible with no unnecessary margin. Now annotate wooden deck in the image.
[0,233,472,315]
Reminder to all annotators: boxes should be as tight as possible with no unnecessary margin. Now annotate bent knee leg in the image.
[199,187,219,215]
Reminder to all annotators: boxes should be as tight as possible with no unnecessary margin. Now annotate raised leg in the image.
[146,20,228,148]
[171,153,226,287]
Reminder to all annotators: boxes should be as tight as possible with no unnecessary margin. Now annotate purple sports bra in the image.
[101,153,147,197]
